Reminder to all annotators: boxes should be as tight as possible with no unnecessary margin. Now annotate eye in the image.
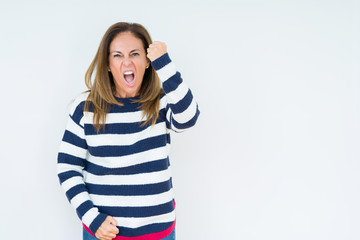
[113,54,122,58]
[131,52,140,57]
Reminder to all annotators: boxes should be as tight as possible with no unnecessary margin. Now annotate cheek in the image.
[135,57,148,68]
[109,58,120,67]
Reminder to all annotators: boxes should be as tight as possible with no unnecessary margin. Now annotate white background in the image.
[0,0,359,239]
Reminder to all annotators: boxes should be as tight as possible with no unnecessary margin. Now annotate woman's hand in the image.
[95,216,119,240]
[147,41,167,62]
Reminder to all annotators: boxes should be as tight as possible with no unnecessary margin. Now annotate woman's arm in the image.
[148,42,200,132]
[57,94,116,237]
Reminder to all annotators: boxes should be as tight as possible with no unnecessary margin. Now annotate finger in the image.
[95,232,104,239]
[108,216,117,225]
[109,233,117,238]
[98,232,114,240]
[102,233,116,240]
[151,41,164,45]
[112,226,120,234]
[106,232,117,240]
[148,42,162,49]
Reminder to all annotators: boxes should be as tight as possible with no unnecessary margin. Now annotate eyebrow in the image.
[110,49,141,54]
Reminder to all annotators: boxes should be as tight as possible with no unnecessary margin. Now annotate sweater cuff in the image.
[88,213,108,234]
[151,53,171,71]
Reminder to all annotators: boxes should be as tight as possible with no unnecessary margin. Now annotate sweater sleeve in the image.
[57,94,108,234]
[151,53,200,132]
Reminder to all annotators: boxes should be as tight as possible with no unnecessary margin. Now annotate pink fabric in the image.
[83,220,175,240]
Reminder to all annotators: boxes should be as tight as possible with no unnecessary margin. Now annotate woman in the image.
[57,22,200,240]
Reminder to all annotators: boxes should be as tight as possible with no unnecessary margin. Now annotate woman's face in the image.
[108,31,149,98]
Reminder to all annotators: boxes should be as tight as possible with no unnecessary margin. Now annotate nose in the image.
[123,56,132,66]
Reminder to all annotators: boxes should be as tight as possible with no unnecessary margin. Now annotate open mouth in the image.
[123,70,135,85]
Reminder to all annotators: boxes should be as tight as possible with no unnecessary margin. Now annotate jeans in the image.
[83,228,175,240]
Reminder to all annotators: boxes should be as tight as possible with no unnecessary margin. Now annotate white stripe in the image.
[114,210,176,228]
[82,208,99,227]
[83,168,172,185]
[89,188,174,207]
[164,81,189,104]
[83,111,144,124]
[156,62,177,83]
[86,122,166,147]
[80,115,85,127]
[57,163,83,175]
[87,146,168,168]
[69,92,89,115]
[59,141,88,159]
[172,99,198,124]
[70,191,91,209]
[66,116,85,138]
[159,96,168,109]
[61,176,85,192]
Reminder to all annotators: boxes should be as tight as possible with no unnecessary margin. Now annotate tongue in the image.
[124,74,134,83]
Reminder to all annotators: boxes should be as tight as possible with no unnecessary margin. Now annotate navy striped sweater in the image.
[57,53,200,239]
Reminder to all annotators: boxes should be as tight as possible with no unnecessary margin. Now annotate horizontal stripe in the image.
[85,122,166,148]
[156,62,177,84]
[85,122,144,135]
[77,200,93,218]
[86,146,169,169]
[84,167,172,186]
[108,99,141,113]
[87,135,167,157]
[84,111,144,124]
[151,53,171,71]
[59,141,88,159]
[172,108,200,130]
[86,179,172,196]
[66,184,88,200]
[61,176,85,192]
[57,162,84,175]
[66,115,85,138]
[113,210,175,229]
[83,108,166,124]
[169,90,193,114]
[162,72,182,94]
[97,200,174,218]
[70,191,91,209]
[57,153,85,167]
[88,212,108,236]
[89,189,174,207]
[62,130,88,149]
[171,99,198,124]
[164,77,188,103]
[58,170,83,184]
[85,158,169,176]
[82,208,103,232]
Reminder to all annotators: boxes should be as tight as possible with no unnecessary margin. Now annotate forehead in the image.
[109,32,144,51]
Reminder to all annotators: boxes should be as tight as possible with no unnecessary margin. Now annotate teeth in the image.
[124,71,133,75]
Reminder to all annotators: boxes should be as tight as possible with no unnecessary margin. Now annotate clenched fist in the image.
[147,41,167,62]
[95,216,119,240]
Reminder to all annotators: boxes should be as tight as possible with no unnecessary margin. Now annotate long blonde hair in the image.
[84,22,163,132]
